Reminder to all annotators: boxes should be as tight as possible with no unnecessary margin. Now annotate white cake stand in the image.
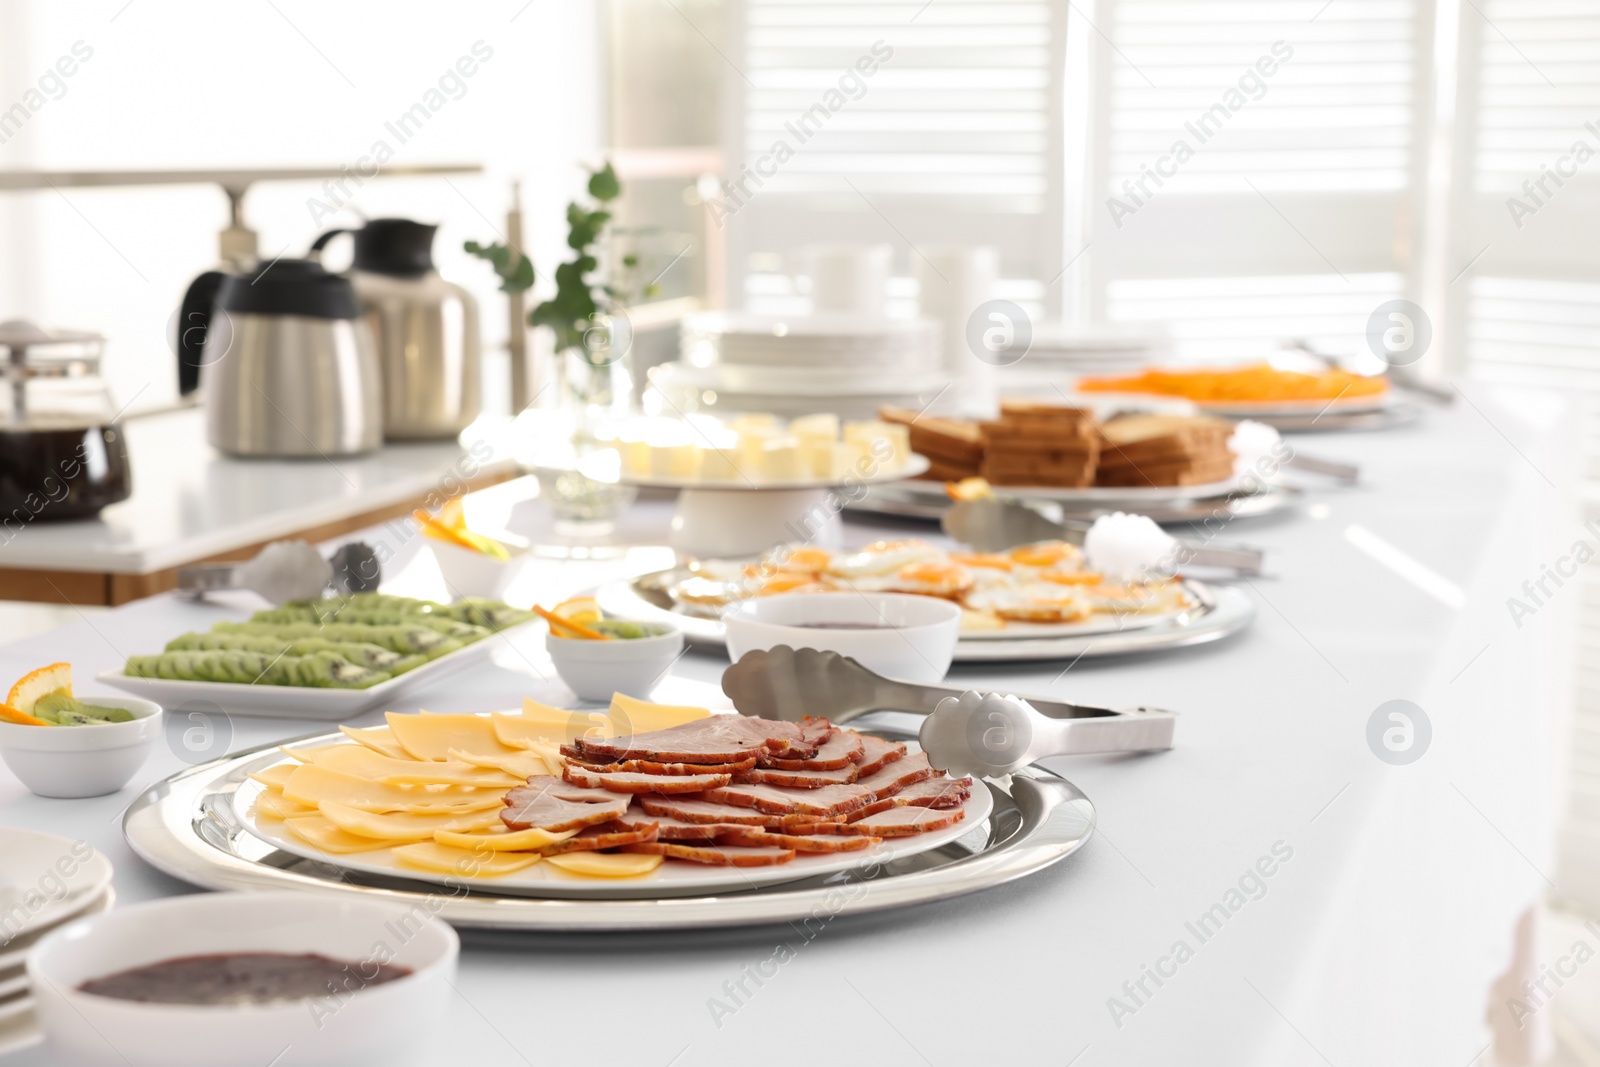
[588,454,931,557]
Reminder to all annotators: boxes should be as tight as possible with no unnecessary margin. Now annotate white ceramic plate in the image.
[0,994,34,1026]
[96,620,540,721]
[0,830,114,944]
[0,889,115,973]
[988,475,1244,502]
[1191,394,1392,417]
[0,970,25,1001]
[235,750,993,900]
[598,453,931,492]
[0,998,40,1058]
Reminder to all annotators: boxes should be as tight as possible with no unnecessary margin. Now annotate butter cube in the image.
[652,443,699,480]
[790,413,840,446]
[757,436,805,482]
[844,420,909,469]
[697,446,742,482]
[620,439,653,477]
[737,424,778,467]
[730,413,779,435]
[804,438,865,481]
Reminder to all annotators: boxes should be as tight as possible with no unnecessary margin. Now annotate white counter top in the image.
[0,384,1573,1065]
[0,408,513,574]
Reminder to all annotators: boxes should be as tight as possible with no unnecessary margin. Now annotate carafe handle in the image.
[176,270,226,397]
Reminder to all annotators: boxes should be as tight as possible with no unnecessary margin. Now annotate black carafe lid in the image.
[352,218,438,277]
[214,259,360,319]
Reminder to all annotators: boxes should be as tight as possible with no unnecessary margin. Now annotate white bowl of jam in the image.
[723,591,962,683]
[27,891,458,1067]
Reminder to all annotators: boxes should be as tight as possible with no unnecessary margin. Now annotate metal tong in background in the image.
[941,498,1265,577]
[722,646,1175,768]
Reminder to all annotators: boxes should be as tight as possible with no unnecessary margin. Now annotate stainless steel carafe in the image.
[178,255,382,457]
[314,219,481,440]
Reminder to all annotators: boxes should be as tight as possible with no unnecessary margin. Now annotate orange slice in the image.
[7,663,72,717]
[550,596,602,626]
[0,703,48,726]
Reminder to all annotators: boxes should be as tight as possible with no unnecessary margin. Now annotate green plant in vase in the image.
[467,161,661,536]
[466,161,660,447]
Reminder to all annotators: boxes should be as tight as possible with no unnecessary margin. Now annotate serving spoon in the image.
[721,646,1175,770]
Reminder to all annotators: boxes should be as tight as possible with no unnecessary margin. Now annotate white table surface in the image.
[0,384,1571,1066]
[0,407,512,573]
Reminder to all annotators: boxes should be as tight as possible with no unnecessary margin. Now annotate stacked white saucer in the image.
[651,313,949,419]
[998,321,1168,393]
[0,829,115,1055]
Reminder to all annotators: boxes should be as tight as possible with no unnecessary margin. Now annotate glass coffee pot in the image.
[0,320,132,521]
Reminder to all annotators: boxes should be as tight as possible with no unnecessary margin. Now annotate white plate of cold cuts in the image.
[238,708,991,900]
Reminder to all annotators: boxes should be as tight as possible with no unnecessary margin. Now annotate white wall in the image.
[0,0,604,414]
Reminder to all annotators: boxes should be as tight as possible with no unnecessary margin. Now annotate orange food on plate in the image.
[1077,363,1388,403]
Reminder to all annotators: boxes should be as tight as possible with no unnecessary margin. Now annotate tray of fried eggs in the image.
[650,539,1203,640]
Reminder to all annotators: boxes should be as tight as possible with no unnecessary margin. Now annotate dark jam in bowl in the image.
[0,425,132,521]
[77,952,412,1006]
[789,621,899,630]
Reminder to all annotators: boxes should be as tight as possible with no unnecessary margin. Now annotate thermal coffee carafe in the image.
[313,219,481,440]
[0,320,132,520]
[177,248,382,458]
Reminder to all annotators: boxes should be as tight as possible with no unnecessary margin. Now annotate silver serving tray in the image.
[122,723,1094,932]
[1253,400,1424,433]
[846,481,1301,525]
[594,571,1255,662]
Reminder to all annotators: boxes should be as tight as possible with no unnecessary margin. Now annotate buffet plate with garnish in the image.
[97,594,539,720]
[122,707,1094,931]
[595,538,1256,662]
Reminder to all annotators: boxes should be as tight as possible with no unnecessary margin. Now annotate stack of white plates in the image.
[999,321,1169,394]
[654,313,949,418]
[0,829,115,1053]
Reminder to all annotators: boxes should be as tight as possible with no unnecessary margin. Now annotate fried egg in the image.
[826,539,941,579]
[877,560,973,598]
[1008,540,1086,570]
[963,582,1092,623]
[1086,581,1195,614]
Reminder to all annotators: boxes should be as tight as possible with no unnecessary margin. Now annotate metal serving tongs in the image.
[722,646,1175,767]
[941,498,1265,577]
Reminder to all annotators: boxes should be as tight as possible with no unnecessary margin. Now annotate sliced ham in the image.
[562,766,731,794]
[543,821,659,853]
[854,735,908,776]
[847,775,972,821]
[840,806,966,836]
[800,717,835,746]
[855,750,938,799]
[760,729,865,771]
[701,780,874,817]
[719,828,880,853]
[891,775,972,809]
[622,842,795,866]
[637,795,842,831]
[501,777,631,832]
[738,763,860,789]
[611,813,737,841]
[571,716,818,764]
[566,755,759,776]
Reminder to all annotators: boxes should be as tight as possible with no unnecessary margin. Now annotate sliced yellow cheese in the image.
[253,790,317,820]
[339,724,411,760]
[386,711,519,761]
[279,744,341,764]
[392,841,542,878]
[494,705,587,747]
[544,852,663,879]
[297,744,520,788]
[609,693,711,733]
[447,747,553,780]
[283,764,504,814]
[432,826,576,851]
[284,815,395,854]
[248,763,297,791]
[317,799,505,841]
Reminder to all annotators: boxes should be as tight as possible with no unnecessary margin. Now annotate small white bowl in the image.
[429,536,532,600]
[546,622,684,701]
[723,592,961,683]
[0,697,162,798]
[28,890,459,1067]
